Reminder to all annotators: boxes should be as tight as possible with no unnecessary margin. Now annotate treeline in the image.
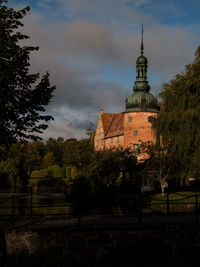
[0,138,141,192]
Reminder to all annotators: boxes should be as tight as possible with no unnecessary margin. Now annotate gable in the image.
[101,113,115,134]
[105,112,124,138]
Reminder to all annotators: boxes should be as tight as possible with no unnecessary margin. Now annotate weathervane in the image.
[141,24,144,55]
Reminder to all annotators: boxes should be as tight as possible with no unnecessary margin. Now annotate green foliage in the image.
[0,143,28,186]
[46,137,65,165]
[30,170,41,179]
[153,45,200,177]
[84,147,137,192]
[41,152,56,168]
[0,0,55,145]
[51,167,65,178]
[30,169,49,179]
[30,164,65,179]
[65,166,76,180]
[63,138,94,172]
[39,169,49,178]
[66,167,72,179]
[140,141,181,193]
[21,142,43,175]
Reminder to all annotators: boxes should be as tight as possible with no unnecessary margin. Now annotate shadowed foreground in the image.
[2,221,200,267]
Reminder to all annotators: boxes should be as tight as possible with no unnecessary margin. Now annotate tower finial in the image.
[141,24,144,55]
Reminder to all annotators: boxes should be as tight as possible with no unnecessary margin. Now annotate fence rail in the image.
[0,187,200,228]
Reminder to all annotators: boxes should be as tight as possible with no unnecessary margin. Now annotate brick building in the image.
[94,28,159,159]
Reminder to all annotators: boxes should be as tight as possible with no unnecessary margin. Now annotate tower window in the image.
[134,130,138,136]
[128,116,132,122]
[148,116,153,122]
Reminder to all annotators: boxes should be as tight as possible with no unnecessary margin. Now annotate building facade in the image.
[94,28,159,157]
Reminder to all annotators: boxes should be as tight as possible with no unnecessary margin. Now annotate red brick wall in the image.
[95,111,158,152]
[104,135,124,149]
[123,112,157,149]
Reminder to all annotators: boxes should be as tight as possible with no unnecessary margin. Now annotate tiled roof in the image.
[102,112,123,138]
[101,113,115,133]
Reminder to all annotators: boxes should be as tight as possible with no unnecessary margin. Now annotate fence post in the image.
[195,194,198,223]
[30,187,33,219]
[167,193,170,214]
[12,195,15,226]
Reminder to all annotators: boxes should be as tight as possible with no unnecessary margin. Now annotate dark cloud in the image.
[15,3,199,140]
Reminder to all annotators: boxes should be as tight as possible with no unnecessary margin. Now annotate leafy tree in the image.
[0,0,55,145]
[63,138,93,169]
[46,137,65,165]
[85,147,137,192]
[22,142,42,176]
[0,143,28,187]
[140,141,179,195]
[153,46,200,178]
[41,152,56,168]
[88,149,121,191]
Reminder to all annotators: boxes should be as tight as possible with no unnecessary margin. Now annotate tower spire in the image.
[125,26,159,113]
[133,24,150,92]
[141,24,144,55]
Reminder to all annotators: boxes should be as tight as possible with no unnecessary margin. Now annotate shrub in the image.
[30,170,41,178]
[47,165,65,178]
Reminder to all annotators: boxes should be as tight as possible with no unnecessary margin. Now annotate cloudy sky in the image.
[8,0,200,141]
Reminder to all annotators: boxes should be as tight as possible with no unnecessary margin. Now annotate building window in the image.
[111,137,113,143]
[134,144,140,155]
[117,136,119,142]
[148,116,153,122]
[134,130,138,136]
[128,116,132,122]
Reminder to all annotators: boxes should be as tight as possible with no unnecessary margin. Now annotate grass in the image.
[144,190,200,212]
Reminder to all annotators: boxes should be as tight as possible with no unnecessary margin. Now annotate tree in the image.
[0,143,28,187]
[63,138,93,169]
[140,141,179,196]
[22,142,42,176]
[0,0,55,145]
[41,152,56,168]
[46,137,65,165]
[153,46,200,178]
[85,147,137,192]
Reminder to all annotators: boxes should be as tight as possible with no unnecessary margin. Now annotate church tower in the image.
[94,26,159,153]
[123,25,159,153]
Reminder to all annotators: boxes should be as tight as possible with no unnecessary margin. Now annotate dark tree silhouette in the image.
[0,0,55,145]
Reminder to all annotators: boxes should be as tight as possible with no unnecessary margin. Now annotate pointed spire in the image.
[141,24,144,55]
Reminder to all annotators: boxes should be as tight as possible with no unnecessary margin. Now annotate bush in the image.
[30,165,66,180]
[47,165,65,178]
[40,169,49,178]
[30,170,41,178]
[52,168,65,178]
[30,169,49,178]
